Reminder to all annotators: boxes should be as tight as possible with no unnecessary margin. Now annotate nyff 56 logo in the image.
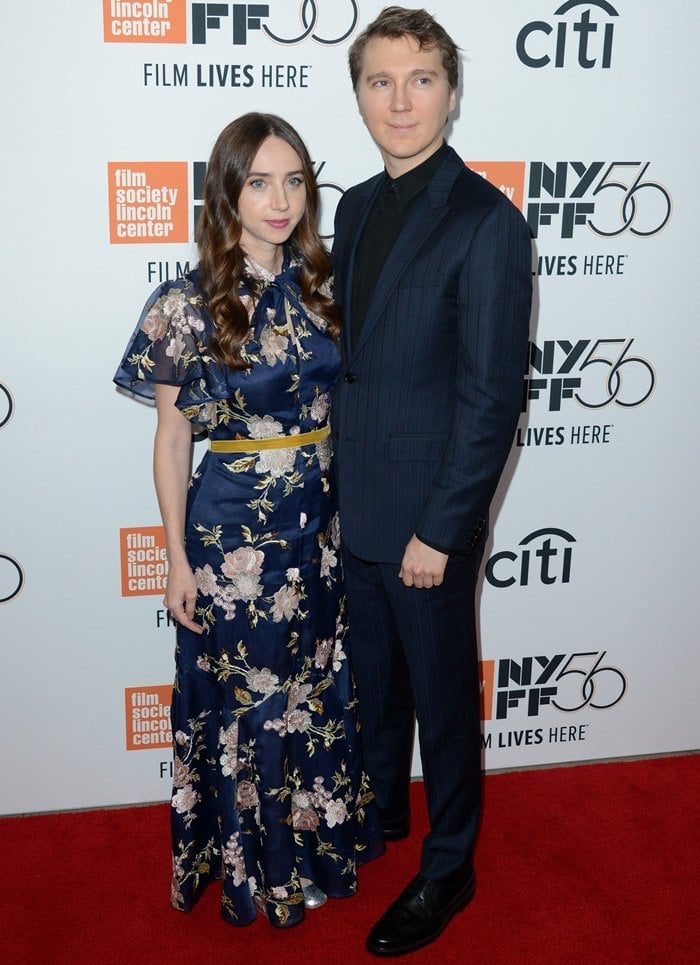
[470,160,672,240]
[527,161,672,239]
[523,338,655,412]
[481,651,627,721]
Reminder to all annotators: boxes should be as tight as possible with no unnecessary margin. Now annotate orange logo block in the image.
[466,161,526,213]
[120,526,168,596]
[125,685,173,750]
[108,161,189,244]
[479,659,495,722]
[103,0,187,44]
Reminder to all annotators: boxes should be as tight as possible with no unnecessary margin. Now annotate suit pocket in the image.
[388,433,448,462]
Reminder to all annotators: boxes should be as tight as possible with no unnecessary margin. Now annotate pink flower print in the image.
[221,547,265,602]
[320,545,338,579]
[325,799,349,828]
[255,447,297,478]
[165,332,187,365]
[332,641,347,673]
[223,832,247,887]
[291,789,320,831]
[314,637,333,670]
[248,414,284,439]
[287,709,312,734]
[195,563,219,597]
[172,757,191,789]
[330,512,341,549]
[140,304,167,341]
[310,392,330,423]
[171,784,199,814]
[246,667,279,695]
[316,436,332,471]
[271,584,301,622]
[236,780,259,810]
[260,325,289,365]
[219,721,239,777]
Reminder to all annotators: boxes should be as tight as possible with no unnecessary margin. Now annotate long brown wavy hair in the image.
[196,112,341,370]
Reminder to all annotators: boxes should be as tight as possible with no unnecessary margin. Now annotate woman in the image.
[114,113,383,928]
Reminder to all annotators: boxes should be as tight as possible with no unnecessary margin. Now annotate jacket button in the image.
[345,372,358,383]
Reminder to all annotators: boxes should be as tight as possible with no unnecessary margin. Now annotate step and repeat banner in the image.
[1,2,698,814]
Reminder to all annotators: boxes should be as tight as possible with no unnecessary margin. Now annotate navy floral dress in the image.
[114,256,383,928]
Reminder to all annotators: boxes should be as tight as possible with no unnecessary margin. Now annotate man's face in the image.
[355,34,456,178]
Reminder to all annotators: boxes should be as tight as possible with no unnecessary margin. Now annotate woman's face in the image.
[237,135,307,268]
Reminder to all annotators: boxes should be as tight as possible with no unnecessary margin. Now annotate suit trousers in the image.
[342,544,484,880]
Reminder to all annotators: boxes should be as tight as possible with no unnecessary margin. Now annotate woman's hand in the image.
[163,558,203,634]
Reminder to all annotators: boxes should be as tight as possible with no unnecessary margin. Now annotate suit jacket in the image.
[332,146,532,564]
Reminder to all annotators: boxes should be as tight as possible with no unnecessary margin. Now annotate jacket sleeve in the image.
[415,198,532,555]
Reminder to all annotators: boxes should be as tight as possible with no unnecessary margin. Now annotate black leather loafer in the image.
[366,870,476,956]
[380,810,410,841]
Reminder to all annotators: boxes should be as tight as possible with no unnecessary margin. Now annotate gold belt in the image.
[209,424,330,453]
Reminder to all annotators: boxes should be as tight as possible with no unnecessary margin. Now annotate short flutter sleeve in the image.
[113,274,231,420]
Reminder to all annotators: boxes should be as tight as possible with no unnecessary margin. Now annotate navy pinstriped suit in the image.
[332,146,532,880]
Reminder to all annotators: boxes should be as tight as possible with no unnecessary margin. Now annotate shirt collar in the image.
[384,141,449,205]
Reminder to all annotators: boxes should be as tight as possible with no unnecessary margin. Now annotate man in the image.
[332,6,532,957]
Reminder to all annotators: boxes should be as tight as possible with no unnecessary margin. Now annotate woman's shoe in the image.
[301,880,327,909]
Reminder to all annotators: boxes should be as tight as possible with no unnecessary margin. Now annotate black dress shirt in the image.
[350,142,449,348]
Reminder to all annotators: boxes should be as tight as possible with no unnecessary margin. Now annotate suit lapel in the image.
[348,149,465,364]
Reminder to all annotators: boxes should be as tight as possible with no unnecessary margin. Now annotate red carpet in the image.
[1,755,697,964]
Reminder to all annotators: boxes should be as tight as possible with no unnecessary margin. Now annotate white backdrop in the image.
[1,1,698,815]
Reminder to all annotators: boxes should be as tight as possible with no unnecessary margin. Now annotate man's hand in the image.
[399,535,449,588]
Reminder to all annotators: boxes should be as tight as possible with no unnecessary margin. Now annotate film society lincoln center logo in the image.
[103,0,187,42]
[108,162,188,243]
[125,685,172,749]
[121,530,172,753]
[120,526,168,595]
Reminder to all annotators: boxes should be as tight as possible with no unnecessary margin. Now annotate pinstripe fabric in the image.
[342,546,483,879]
[332,147,532,564]
[332,146,532,879]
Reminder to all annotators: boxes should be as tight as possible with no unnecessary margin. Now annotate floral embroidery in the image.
[115,258,382,928]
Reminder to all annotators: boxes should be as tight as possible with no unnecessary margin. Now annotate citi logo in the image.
[516,0,618,69]
[485,528,575,588]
